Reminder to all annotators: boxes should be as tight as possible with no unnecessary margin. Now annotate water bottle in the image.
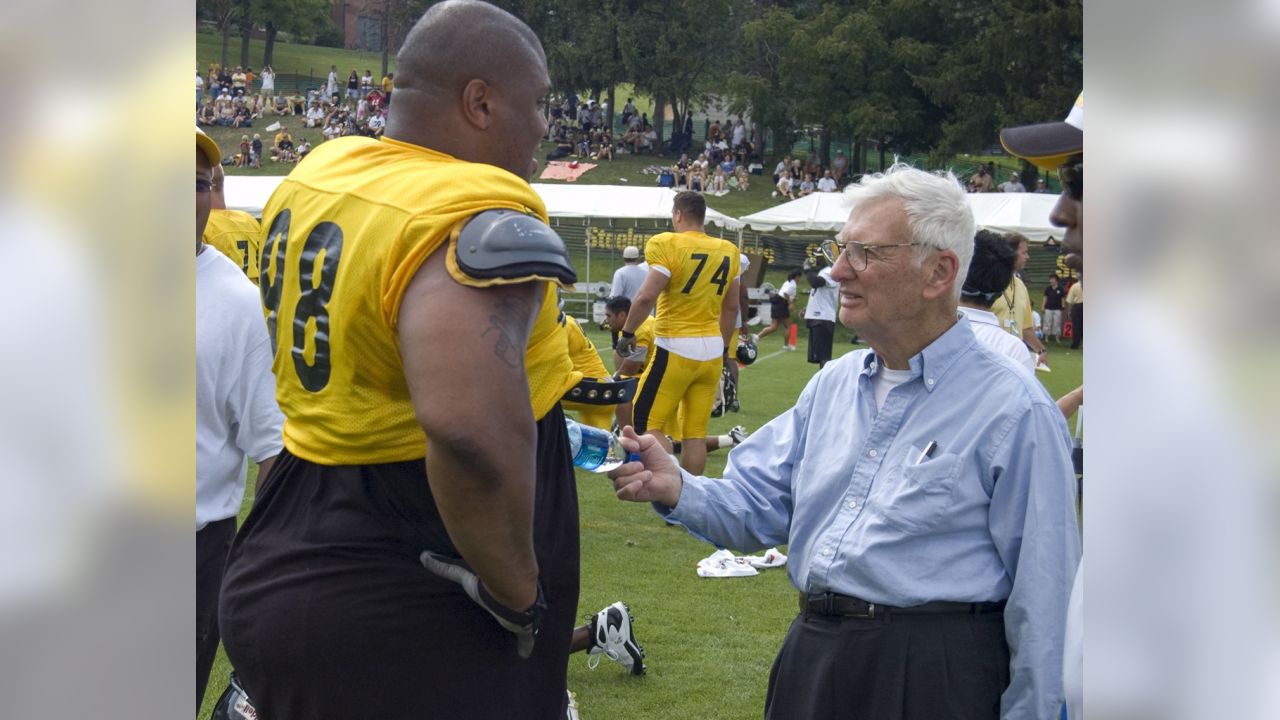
[565,418,635,473]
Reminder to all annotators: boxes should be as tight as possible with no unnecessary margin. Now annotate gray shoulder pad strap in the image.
[455,210,577,285]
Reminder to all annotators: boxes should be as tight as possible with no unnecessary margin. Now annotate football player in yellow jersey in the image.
[201,164,263,283]
[560,312,615,431]
[218,4,584,719]
[605,295,748,453]
[617,192,740,474]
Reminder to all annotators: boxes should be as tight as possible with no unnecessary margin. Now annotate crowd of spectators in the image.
[197,62,395,166]
[967,163,1056,194]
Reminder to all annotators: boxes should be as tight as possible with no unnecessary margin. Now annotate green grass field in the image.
[199,319,1081,719]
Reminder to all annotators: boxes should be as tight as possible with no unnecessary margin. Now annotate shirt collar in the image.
[858,315,977,393]
[958,305,1000,328]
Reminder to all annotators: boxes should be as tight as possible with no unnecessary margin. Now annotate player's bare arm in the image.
[399,249,542,612]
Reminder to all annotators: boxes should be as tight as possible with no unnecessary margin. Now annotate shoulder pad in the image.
[455,210,577,285]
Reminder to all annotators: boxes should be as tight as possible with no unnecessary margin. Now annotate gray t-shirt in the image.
[610,262,649,300]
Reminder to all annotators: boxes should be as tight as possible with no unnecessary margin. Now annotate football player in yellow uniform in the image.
[560,312,615,431]
[201,164,263,283]
[218,4,584,719]
[617,191,740,474]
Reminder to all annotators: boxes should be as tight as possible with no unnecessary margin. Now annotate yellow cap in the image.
[999,93,1083,171]
[196,126,221,166]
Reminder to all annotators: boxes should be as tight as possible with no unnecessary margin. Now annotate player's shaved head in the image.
[395,0,543,99]
[386,0,549,178]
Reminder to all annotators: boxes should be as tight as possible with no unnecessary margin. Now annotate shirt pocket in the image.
[873,449,962,534]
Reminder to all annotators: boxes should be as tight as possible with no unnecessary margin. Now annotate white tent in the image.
[739,191,1062,241]
[224,177,742,231]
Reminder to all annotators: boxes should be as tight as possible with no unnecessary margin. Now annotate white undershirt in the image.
[871,365,913,412]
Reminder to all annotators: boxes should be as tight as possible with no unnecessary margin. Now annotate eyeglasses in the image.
[1058,160,1083,201]
[820,238,920,271]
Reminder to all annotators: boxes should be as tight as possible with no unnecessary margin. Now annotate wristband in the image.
[621,330,635,339]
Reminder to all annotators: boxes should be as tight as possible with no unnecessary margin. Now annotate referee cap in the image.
[622,246,640,260]
[999,93,1083,171]
[196,127,221,166]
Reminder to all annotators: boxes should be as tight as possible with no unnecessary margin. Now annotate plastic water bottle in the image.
[565,418,634,473]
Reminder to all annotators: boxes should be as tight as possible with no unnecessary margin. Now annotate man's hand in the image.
[608,426,684,507]
[420,551,544,659]
[616,331,637,358]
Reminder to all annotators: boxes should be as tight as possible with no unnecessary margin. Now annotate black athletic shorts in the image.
[770,298,790,321]
[807,319,835,364]
[219,405,580,720]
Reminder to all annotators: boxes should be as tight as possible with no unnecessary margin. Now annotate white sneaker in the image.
[586,601,646,675]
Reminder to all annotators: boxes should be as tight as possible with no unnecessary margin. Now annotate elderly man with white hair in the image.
[610,163,1080,720]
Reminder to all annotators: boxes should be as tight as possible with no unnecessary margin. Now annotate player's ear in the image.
[460,79,493,130]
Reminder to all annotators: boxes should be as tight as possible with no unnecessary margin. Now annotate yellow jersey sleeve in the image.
[563,314,610,380]
[260,136,564,463]
[650,232,740,338]
[203,209,263,284]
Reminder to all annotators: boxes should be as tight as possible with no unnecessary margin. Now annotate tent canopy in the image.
[739,191,1062,242]
[225,177,742,231]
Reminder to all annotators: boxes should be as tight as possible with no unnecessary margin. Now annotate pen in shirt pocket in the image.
[915,441,938,465]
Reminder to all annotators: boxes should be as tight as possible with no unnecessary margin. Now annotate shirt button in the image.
[846,499,858,510]
[926,378,936,386]
[868,448,878,457]
[822,547,833,557]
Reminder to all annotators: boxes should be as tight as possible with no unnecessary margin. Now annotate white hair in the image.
[842,163,975,300]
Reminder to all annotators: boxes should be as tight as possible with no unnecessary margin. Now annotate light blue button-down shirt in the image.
[664,316,1081,720]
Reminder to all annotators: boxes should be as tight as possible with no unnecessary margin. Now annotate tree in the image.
[198,0,242,68]
[627,0,750,152]
[249,0,332,69]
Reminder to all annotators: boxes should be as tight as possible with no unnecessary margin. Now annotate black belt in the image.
[799,592,1006,619]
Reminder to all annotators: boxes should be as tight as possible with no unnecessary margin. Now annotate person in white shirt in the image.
[817,169,838,193]
[958,230,1036,372]
[260,65,275,96]
[999,172,1027,193]
[195,128,285,712]
[608,245,649,347]
[802,253,839,367]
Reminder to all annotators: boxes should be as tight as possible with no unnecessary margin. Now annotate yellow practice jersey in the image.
[203,209,263,284]
[645,231,740,337]
[562,314,609,379]
[259,135,576,465]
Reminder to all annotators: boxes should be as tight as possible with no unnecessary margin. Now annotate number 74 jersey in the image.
[646,231,740,338]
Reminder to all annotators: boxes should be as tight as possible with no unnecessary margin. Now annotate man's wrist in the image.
[621,330,635,339]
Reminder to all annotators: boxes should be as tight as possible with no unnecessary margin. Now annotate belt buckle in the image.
[863,602,876,619]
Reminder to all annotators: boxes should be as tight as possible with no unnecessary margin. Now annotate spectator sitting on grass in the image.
[305,101,325,128]
[710,163,728,193]
[733,164,750,191]
[594,129,614,161]
[296,137,312,159]
[799,173,816,197]
[272,128,295,163]
[690,153,709,192]
[817,169,838,192]
[289,91,305,115]
[775,169,795,199]
[367,110,385,137]
[217,99,237,127]
[198,102,216,126]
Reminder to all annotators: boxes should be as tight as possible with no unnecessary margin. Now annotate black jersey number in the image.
[260,209,345,392]
[680,252,731,296]
[235,239,251,275]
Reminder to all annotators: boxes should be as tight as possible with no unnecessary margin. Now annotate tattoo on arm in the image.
[481,295,531,369]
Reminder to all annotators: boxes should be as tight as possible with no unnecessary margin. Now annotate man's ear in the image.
[923,250,960,301]
[460,79,493,130]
